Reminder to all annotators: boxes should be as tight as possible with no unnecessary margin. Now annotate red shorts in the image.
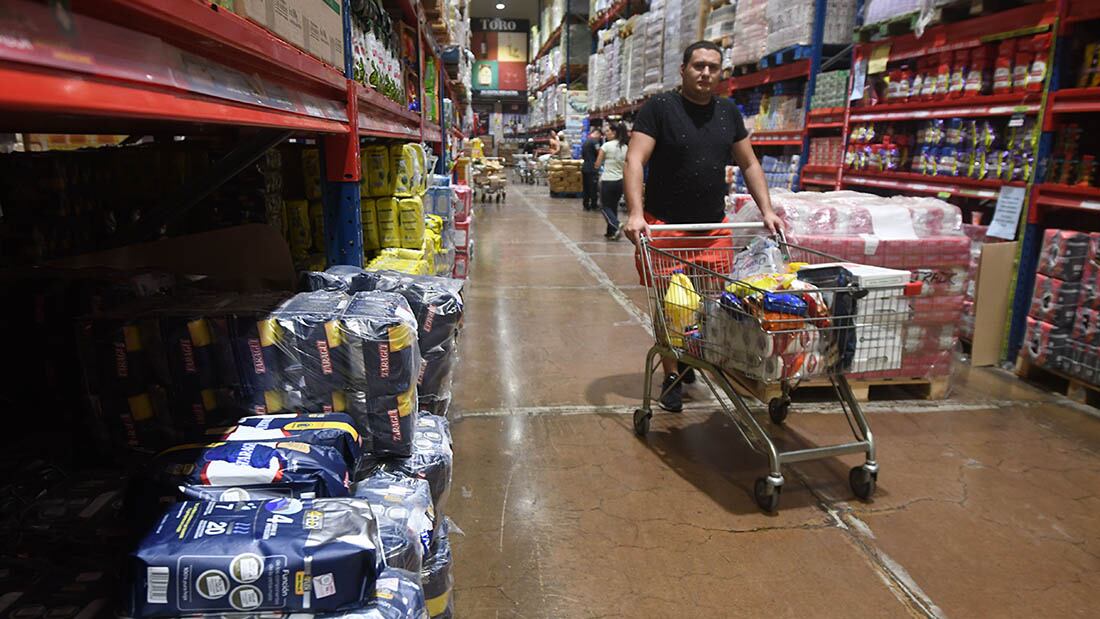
[634,213,736,286]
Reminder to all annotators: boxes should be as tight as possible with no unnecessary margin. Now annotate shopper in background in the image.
[580,127,603,211]
[547,130,560,156]
[624,40,783,413]
[595,122,629,240]
[557,130,571,158]
[522,138,537,155]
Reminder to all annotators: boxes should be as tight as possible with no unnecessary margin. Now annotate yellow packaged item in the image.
[787,262,809,273]
[726,273,795,297]
[664,271,701,346]
[360,199,381,251]
[380,247,424,261]
[375,197,401,248]
[425,214,444,236]
[285,199,311,260]
[363,145,393,197]
[302,149,322,200]
[392,144,414,197]
[308,201,324,251]
[398,196,425,249]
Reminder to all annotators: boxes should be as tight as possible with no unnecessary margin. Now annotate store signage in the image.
[475,18,529,32]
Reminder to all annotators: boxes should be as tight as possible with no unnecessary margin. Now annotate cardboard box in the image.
[233,0,344,69]
[970,241,1018,366]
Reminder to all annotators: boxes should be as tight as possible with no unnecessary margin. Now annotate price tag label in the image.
[1008,113,1025,128]
[937,191,952,199]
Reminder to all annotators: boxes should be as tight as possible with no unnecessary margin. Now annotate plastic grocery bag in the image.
[664,271,701,347]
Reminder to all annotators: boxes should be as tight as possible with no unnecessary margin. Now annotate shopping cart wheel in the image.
[768,397,791,424]
[849,466,877,501]
[632,408,651,436]
[754,478,782,513]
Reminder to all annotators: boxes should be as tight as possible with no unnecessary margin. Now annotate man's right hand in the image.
[624,215,650,246]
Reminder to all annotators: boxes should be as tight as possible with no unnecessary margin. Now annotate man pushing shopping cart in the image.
[624,42,921,512]
[623,40,783,413]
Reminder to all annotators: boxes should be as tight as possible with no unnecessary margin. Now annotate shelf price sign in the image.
[988,185,1027,240]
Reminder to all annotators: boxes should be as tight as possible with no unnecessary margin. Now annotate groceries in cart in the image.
[677,236,916,382]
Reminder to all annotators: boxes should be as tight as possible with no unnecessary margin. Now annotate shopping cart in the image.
[513,154,536,185]
[635,222,921,512]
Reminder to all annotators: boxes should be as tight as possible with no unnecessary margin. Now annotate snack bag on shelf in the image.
[285,199,312,262]
[393,144,419,197]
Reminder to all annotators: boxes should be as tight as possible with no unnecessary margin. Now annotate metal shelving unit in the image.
[1,0,459,268]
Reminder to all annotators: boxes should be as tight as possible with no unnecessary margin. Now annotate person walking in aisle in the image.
[595,122,629,239]
[624,40,784,413]
[580,127,603,211]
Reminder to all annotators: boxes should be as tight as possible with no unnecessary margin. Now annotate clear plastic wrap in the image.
[1037,229,1090,282]
[421,517,454,619]
[380,414,453,518]
[353,469,436,574]
[271,291,421,458]
[301,268,465,408]
[1029,273,1081,327]
[303,568,429,619]
[128,498,384,617]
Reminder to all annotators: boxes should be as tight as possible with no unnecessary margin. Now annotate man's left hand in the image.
[762,212,785,234]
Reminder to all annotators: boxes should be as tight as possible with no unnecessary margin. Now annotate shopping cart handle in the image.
[647,222,768,232]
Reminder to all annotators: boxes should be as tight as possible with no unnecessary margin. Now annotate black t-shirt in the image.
[632,92,749,223]
[581,138,601,172]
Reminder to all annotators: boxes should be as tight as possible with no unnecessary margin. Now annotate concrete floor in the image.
[446,181,1100,618]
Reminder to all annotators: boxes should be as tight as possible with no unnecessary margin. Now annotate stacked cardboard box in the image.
[230,0,345,69]
[642,7,666,96]
[1022,230,1100,383]
[730,0,768,65]
[549,159,584,194]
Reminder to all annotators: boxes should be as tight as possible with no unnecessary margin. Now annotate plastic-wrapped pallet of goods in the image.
[864,0,923,26]
[736,191,970,387]
[730,0,768,66]
[588,53,602,112]
[625,33,644,103]
[704,3,736,42]
[642,7,666,96]
[661,0,683,91]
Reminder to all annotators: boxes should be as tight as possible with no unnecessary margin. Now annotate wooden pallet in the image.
[758,44,814,69]
[733,374,950,403]
[1016,354,1100,406]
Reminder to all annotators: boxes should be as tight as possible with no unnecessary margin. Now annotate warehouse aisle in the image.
[447,183,1100,618]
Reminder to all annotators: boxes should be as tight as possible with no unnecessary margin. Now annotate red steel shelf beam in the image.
[72,0,347,94]
[801,175,839,187]
[535,24,564,62]
[0,64,348,133]
[1047,88,1100,115]
[801,164,841,175]
[724,60,811,93]
[864,1,1058,63]
[848,93,1042,122]
[590,0,628,31]
[590,100,646,119]
[1066,0,1100,24]
[842,169,1025,200]
[423,122,443,144]
[1031,184,1100,219]
[751,129,805,147]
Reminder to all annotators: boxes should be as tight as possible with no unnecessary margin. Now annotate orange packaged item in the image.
[993,39,1015,94]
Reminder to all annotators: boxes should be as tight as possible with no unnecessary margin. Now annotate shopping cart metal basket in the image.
[635,222,922,512]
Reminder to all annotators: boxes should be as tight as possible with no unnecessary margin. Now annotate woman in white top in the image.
[594,122,629,240]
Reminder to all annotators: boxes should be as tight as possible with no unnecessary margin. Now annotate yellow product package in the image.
[425,214,444,237]
[398,196,425,249]
[363,145,393,197]
[285,199,311,260]
[302,149,322,200]
[664,271,701,346]
[308,201,324,251]
[392,143,414,197]
[375,197,401,248]
[360,198,381,251]
[380,247,424,261]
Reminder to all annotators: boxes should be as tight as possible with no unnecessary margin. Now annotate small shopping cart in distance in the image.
[635,222,923,512]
